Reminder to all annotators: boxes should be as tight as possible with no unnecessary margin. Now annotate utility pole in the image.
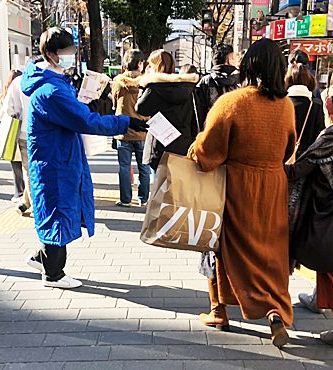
[242,1,250,50]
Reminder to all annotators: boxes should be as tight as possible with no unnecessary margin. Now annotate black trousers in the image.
[10,161,24,198]
[35,244,67,281]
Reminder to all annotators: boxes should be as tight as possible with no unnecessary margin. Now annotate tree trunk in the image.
[40,0,48,32]
[86,0,105,72]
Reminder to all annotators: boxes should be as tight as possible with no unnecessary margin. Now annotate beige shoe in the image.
[199,306,230,331]
[199,279,229,331]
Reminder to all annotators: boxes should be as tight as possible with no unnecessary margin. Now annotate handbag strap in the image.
[297,100,313,145]
[192,93,201,135]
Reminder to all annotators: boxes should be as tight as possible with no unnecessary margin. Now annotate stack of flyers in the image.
[78,70,111,104]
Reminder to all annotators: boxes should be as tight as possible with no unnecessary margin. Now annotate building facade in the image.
[0,0,31,89]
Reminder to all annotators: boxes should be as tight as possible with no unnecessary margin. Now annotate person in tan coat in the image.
[112,49,150,207]
[188,38,296,347]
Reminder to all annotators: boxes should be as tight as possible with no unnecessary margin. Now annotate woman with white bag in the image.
[0,70,25,202]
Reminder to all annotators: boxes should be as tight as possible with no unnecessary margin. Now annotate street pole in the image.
[242,1,250,50]
[77,11,82,75]
[191,29,195,64]
[204,34,207,74]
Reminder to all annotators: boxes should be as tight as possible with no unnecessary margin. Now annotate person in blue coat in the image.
[21,27,147,289]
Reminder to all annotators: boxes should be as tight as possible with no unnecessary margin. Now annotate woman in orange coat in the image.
[188,38,296,347]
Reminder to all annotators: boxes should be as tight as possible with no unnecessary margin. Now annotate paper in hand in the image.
[78,70,110,104]
[147,112,181,147]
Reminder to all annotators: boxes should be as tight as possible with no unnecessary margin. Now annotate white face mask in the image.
[58,54,76,70]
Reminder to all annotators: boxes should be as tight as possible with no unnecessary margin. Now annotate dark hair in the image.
[148,49,175,74]
[285,63,316,92]
[180,64,198,74]
[212,43,233,66]
[39,27,74,61]
[123,49,144,71]
[288,49,309,66]
[240,38,287,100]
[327,70,333,89]
[0,69,22,101]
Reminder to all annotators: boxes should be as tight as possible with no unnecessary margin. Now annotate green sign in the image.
[296,16,310,37]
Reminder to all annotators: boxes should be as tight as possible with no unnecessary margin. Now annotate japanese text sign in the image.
[290,39,333,56]
[309,14,327,37]
[297,16,310,37]
[272,20,286,40]
[285,18,297,39]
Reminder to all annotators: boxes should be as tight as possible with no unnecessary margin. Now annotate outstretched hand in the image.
[129,117,149,132]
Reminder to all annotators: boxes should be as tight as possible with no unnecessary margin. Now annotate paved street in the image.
[0,148,333,369]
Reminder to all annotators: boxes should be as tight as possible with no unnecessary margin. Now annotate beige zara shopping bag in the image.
[140,153,226,253]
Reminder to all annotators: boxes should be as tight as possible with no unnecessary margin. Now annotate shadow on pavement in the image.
[0,193,13,201]
[0,269,332,366]
[95,218,143,232]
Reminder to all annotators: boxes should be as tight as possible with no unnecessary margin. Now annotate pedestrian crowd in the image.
[1,26,333,349]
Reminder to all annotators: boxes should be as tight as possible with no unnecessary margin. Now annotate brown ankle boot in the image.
[199,279,229,331]
[268,314,289,348]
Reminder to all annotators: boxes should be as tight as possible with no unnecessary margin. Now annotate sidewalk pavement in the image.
[0,150,333,370]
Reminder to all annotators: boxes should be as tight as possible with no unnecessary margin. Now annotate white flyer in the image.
[78,70,111,104]
[147,112,181,147]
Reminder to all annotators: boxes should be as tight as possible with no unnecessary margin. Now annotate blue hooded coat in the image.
[21,63,130,246]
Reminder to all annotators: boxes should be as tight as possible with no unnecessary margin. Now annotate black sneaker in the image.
[16,204,28,215]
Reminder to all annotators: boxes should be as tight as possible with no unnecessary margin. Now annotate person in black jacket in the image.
[288,49,321,100]
[195,43,239,128]
[285,61,325,314]
[286,63,325,159]
[136,49,199,171]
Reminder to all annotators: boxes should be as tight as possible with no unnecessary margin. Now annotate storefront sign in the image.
[296,16,310,37]
[272,20,286,40]
[309,14,327,37]
[279,0,300,11]
[290,39,333,55]
[285,18,297,39]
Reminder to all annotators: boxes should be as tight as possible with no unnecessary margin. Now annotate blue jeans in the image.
[117,140,150,204]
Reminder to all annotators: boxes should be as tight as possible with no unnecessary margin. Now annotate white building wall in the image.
[0,1,10,90]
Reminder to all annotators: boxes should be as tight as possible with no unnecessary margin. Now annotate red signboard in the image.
[272,20,286,40]
[290,39,333,56]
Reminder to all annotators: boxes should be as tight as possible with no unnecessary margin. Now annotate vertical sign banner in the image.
[251,0,269,18]
[285,18,297,39]
[328,0,333,31]
[273,20,286,40]
[310,14,327,37]
[72,26,79,47]
[297,15,310,37]
[265,23,271,39]
[251,0,270,37]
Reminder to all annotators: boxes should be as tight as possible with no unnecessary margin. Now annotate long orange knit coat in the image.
[189,86,296,326]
